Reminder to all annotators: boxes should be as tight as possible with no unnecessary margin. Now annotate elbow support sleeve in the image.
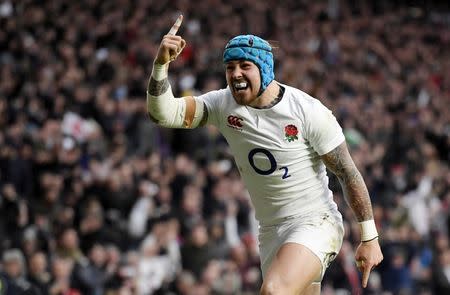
[147,85,185,127]
[147,64,204,128]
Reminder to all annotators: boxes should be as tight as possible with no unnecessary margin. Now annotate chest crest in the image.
[284,124,299,142]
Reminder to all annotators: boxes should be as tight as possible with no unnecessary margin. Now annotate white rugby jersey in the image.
[198,83,345,225]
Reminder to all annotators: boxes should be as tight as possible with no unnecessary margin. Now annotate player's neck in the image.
[249,81,282,109]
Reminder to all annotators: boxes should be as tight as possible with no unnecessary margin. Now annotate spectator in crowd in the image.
[49,256,81,295]
[72,243,113,295]
[27,251,52,295]
[1,249,41,294]
[432,247,450,294]
[181,220,218,279]
[55,228,85,264]
[171,270,196,295]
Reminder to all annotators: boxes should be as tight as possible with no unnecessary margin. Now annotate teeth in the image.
[234,82,247,89]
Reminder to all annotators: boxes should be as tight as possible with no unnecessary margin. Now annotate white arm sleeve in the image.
[146,64,205,129]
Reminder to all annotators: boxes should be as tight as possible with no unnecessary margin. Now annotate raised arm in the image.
[321,141,383,288]
[147,15,208,128]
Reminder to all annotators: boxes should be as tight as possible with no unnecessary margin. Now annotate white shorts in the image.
[258,212,344,282]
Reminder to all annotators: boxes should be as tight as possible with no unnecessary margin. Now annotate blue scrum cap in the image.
[223,35,274,93]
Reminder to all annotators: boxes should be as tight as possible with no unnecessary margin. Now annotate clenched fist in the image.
[155,15,186,65]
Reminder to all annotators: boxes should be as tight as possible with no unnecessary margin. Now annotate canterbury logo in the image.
[227,115,243,128]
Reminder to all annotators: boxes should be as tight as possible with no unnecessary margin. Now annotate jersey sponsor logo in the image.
[227,115,243,129]
[284,124,299,142]
[248,148,291,179]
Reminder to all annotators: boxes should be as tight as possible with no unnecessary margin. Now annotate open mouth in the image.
[233,81,248,92]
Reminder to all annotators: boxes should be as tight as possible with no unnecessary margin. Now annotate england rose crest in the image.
[284,124,298,142]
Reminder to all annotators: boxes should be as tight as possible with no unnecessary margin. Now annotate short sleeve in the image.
[304,99,345,155]
[196,89,226,127]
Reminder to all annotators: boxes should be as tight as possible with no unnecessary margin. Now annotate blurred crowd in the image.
[0,0,449,294]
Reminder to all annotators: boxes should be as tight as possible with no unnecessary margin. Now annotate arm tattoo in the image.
[321,142,374,221]
[147,77,170,96]
[146,77,170,124]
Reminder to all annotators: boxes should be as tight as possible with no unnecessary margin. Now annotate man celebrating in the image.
[147,15,383,295]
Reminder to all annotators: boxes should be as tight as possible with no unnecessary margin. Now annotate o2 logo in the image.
[248,148,291,179]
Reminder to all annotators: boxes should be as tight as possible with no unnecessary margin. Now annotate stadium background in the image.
[0,0,449,294]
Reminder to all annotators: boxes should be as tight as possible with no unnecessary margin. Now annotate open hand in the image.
[155,15,186,65]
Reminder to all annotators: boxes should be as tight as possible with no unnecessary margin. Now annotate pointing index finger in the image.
[362,264,372,288]
[168,14,183,36]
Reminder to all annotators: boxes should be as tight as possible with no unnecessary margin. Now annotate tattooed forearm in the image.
[147,77,170,96]
[321,142,373,221]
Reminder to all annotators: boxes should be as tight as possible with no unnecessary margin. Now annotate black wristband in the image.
[362,236,379,243]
